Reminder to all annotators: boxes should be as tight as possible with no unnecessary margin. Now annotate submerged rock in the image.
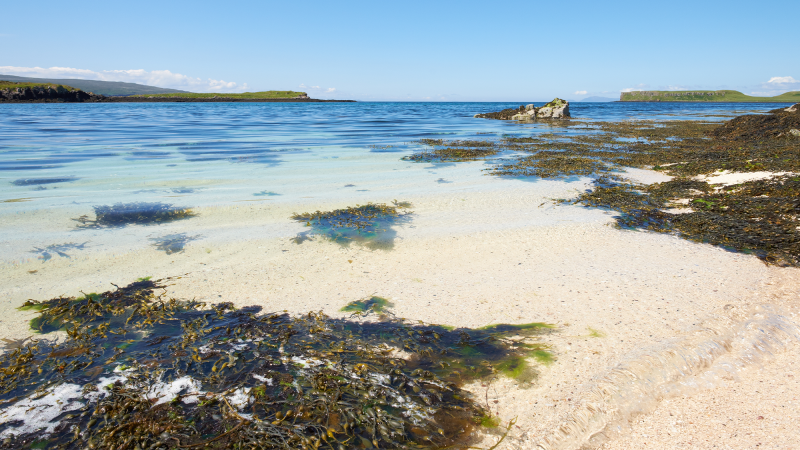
[536,98,570,119]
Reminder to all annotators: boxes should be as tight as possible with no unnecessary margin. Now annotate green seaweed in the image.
[341,296,395,314]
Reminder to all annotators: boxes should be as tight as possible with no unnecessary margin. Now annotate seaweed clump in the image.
[0,280,555,449]
[473,106,526,120]
[402,140,502,163]
[73,202,195,228]
[403,107,800,266]
[291,201,412,249]
[567,174,800,266]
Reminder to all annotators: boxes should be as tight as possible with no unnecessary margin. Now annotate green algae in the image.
[0,280,557,450]
[341,296,395,314]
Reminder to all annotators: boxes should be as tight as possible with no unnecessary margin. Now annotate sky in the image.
[1,0,798,101]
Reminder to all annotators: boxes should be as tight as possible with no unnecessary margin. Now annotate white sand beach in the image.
[2,167,798,449]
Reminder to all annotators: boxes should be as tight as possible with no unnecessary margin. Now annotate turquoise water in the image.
[0,101,788,264]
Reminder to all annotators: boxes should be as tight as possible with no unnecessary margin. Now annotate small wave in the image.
[533,303,799,450]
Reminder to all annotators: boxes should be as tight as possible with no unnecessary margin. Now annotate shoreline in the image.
[1,103,799,449]
[2,175,798,449]
[0,97,356,103]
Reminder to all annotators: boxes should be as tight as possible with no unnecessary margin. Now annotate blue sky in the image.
[1,0,798,101]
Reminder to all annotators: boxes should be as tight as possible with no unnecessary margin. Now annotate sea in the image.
[0,101,790,266]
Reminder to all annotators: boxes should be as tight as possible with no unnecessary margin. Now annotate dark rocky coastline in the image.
[0,86,355,103]
[101,97,355,103]
[0,85,104,102]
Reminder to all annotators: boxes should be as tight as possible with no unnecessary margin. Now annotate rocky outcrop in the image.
[0,85,105,102]
[474,99,569,121]
[535,98,569,118]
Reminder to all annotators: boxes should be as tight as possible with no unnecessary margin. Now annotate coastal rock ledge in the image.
[0,85,104,102]
[474,98,570,120]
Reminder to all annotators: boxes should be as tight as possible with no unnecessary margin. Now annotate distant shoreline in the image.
[618,100,795,103]
[0,97,355,104]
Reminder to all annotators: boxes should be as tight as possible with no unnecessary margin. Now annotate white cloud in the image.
[574,90,587,95]
[0,66,248,93]
[298,84,338,98]
[621,83,650,93]
[752,76,800,97]
[767,76,798,85]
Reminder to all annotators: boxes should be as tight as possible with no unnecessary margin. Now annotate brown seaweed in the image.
[291,201,412,250]
[0,280,555,449]
[73,202,195,228]
[403,104,800,266]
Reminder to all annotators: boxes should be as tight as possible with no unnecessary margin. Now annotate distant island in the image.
[0,74,187,96]
[0,76,354,103]
[620,90,800,103]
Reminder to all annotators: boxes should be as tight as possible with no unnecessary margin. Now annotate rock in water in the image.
[536,98,570,118]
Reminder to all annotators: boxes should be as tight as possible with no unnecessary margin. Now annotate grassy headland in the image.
[0,74,187,96]
[620,90,800,102]
[131,90,307,99]
[0,80,79,91]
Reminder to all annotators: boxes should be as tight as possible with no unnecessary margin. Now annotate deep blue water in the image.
[0,101,789,172]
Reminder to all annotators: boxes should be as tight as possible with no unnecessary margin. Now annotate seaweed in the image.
[29,242,89,262]
[403,104,800,266]
[291,201,412,250]
[0,280,556,449]
[402,140,502,163]
[11,177,79,186]
[73,202,195,228]
[150,233,201,255]
[341,296,394,315]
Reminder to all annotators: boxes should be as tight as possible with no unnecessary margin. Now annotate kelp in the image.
[0,280,555,449]
[291,201,412,250]
[73,202,195,228]
[403,104,800,266]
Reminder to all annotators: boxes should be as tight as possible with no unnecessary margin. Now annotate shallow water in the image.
[0,101,788,263]
[1,100,798,449]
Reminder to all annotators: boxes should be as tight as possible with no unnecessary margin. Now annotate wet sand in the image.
[1,169,798,449]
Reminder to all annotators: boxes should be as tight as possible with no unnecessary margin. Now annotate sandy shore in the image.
[1,169,798,449]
